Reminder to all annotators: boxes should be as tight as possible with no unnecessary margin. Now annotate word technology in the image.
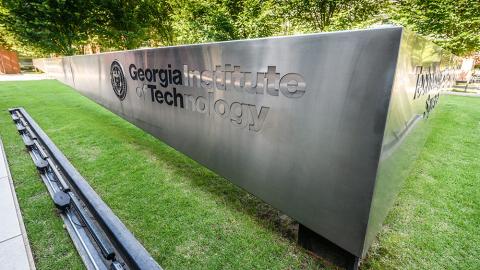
[146,87,269,132]
[34,26,460,269]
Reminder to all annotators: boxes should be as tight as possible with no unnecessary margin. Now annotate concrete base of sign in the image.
[298,224,359,270]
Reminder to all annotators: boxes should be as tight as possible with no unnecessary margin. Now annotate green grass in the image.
[363,95,480,269]
[0,80,478,269]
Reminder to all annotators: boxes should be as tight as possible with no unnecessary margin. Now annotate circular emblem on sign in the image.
[110,60,127,101]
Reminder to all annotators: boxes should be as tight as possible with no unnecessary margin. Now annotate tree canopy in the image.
[389,0,480,56]
[0,0,478,56]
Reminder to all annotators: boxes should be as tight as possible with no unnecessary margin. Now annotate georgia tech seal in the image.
[110,60,127,100]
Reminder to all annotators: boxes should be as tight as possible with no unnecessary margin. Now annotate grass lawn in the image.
[0,80,478,269]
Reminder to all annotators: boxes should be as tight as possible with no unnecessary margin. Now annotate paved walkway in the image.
[0,138,35,270]
[0,74,47,81]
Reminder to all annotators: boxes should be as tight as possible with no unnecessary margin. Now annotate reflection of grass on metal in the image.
[0,80,478,269]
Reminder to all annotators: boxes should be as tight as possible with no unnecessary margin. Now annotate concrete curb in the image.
[0,137,36,270]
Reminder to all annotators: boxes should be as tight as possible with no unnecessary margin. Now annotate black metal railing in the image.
[9,107,162,270]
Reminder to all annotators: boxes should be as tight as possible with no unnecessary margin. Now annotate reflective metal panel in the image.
[33,27,460,257]
[363,29,461,256]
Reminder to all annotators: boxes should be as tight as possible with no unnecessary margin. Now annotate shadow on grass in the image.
[111,115,299,241]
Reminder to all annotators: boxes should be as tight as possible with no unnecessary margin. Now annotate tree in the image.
[91,0,173,50]
[0,0,94,55]
[0,0,174,54]
[278,0,388,32]
[222,0,282,39]
[388,0,480,55]
[168,0,236,44]
[1,0,478,56]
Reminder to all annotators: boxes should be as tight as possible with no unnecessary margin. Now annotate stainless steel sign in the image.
[33,27,461,258]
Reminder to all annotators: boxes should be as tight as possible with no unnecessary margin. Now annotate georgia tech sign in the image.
[111,61,307,132]
[35,27,462,259]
